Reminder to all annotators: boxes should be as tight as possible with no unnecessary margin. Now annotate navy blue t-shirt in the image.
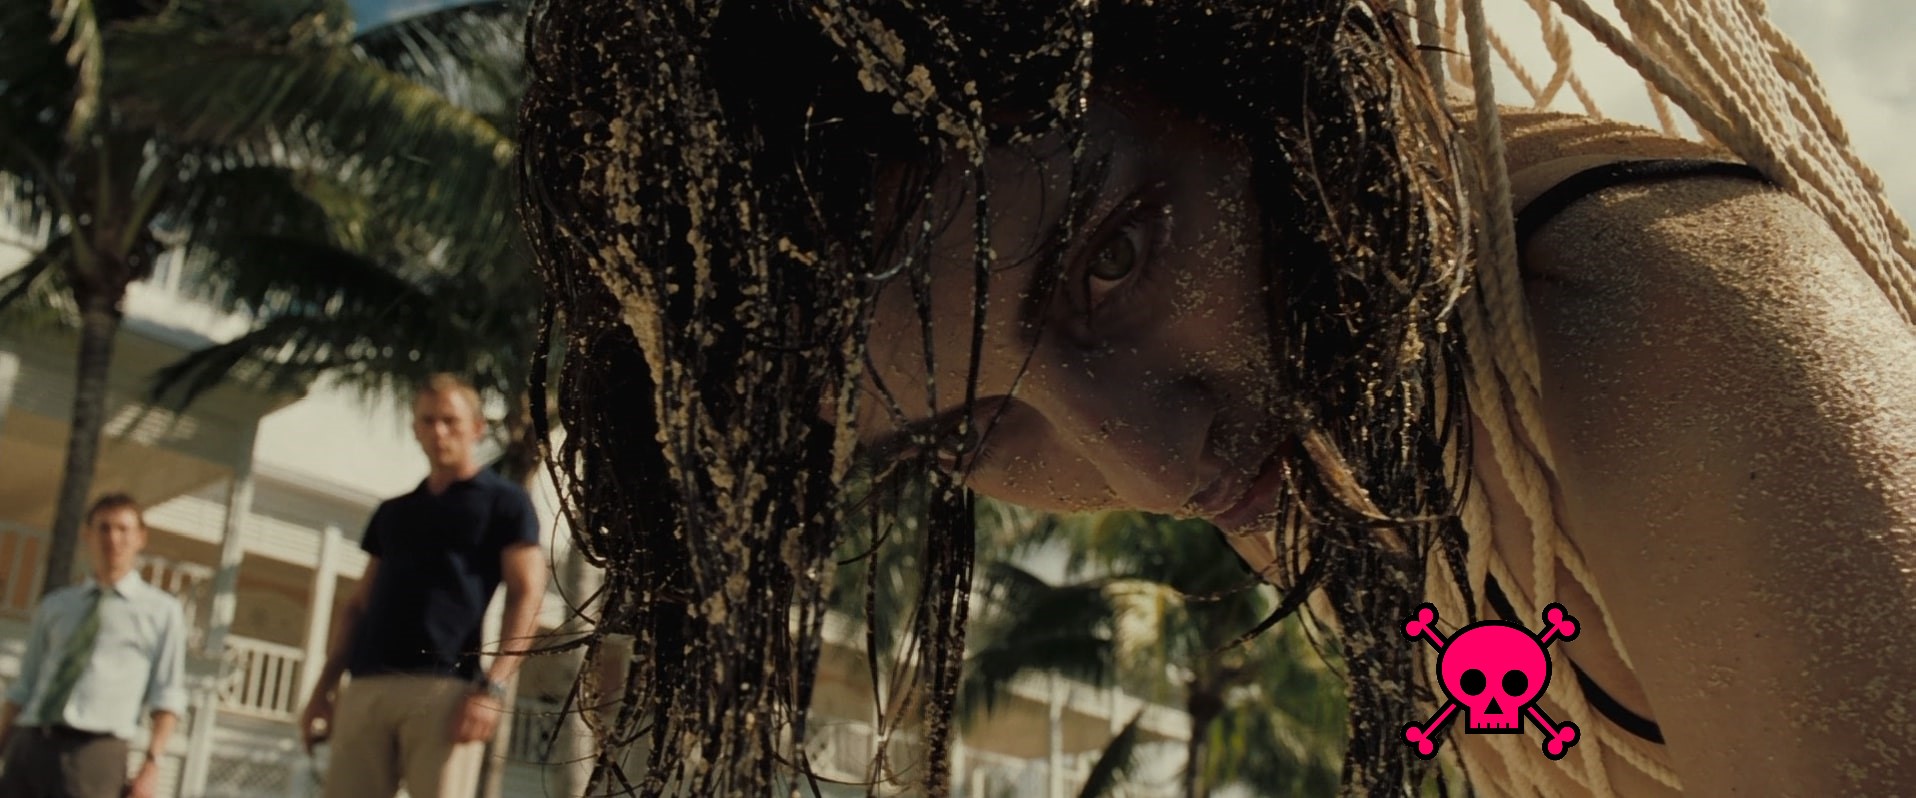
[347,468,540,680]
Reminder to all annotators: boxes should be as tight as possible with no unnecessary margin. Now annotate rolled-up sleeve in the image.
[5,603,51,707]
[490,486,541,551]
[143,600,189,717]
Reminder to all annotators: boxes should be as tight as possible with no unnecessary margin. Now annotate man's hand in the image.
[125,759,160,798]
[451,690,504,744]
[298,691,334,753]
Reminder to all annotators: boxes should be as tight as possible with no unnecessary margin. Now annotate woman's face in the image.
[858,92,1293,535]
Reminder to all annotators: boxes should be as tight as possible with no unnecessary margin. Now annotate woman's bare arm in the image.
[1528,175,1916,794]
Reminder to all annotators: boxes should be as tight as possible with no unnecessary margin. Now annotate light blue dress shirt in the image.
[5,571,189,740]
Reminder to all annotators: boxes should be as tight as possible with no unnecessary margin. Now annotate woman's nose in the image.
[1029,364,1221,515]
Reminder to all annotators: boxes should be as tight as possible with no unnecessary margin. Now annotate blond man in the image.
[298,375,547,798]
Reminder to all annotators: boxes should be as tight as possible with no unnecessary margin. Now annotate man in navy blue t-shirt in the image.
[297,375,546,798]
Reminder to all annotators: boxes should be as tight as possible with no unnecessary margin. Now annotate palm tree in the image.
[136,7,547,797]
[0,0,514,593]
[963,512,1347,797]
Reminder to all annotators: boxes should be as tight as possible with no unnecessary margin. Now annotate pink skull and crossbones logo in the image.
[1401,602,1582,760]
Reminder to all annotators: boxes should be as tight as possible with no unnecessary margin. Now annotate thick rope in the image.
[1571,0,1916,320]
[1420,0,1916,792]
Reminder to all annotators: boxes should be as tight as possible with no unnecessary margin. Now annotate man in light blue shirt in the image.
[0,494,189,798]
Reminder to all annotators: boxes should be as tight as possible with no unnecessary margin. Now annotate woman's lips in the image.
[1206,455,1285,532]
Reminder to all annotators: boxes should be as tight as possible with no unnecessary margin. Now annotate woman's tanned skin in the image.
[860,92,1916,794]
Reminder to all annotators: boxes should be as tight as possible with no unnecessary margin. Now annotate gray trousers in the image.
[0,725,129,798]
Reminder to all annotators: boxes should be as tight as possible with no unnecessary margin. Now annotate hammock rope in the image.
[1424,0,1916,792]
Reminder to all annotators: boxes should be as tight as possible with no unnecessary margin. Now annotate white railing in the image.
[807,719,877,781]
[201,715,309,798]
[138,555,215,601]
[220,637,306,721]
[507,697,566,764]
[140,555,215,650]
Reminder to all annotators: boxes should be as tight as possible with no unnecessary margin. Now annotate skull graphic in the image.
[1401,603,1584,760]
[1440,623,1548,732]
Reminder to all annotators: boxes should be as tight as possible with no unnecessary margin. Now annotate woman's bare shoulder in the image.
[1521,171,1916,514]
[1519,170,1911,323]
[1516,174,1916,793]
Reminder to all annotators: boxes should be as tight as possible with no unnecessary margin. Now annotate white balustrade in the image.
[507,697,569,764]
[219,637,307,720]
[808,719,879,781]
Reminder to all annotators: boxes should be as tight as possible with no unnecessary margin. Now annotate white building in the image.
[0,253,1188,797]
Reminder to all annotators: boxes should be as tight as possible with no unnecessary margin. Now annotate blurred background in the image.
[0,1,1907,796]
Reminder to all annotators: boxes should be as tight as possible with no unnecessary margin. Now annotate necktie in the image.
[35,587,102,726]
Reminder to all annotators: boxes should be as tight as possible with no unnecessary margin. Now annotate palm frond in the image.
[0,1,74,226]
[157,0,355,48]
[152,222,536,411]
[0,0,60,81]
[1100,577,1194,668]
[149,292,529,412]
[0,237,63,312]
[50,0,102,141]
[988,510,1351,792]
[181,232,421,318]
[353,1,526,134]
[0,176,57,244]
[972,559,1063,613]
[1203,698,1342,796]
[145,314,314,407]
[958,630,1113,726]
[1074,711,1146,798]
[960,562,1117,725]
[0,1,74,150]
[105,15,515,250]
[166,161,360,261]
[0,236,77,330]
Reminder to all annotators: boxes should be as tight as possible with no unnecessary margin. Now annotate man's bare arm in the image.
[485,543,548,684]
[144,710,177,761]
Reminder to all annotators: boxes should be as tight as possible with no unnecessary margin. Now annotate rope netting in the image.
[1404,1,1916,793]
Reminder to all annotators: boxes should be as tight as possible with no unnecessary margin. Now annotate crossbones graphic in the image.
[1402,602,1582,760]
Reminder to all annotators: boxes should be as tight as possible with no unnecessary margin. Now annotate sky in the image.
[346,0,479,32]
[1483,0,1916,216]
[1769,0,1916,214]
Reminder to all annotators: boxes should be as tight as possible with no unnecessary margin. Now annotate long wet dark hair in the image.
[519,1,1474,794]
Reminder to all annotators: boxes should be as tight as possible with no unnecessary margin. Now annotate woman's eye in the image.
[1076,201,1168,317]
[1089,232,1139,283]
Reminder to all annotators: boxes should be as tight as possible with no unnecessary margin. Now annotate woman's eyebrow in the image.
[1010,153,1123,338]
[859,144,1130,463]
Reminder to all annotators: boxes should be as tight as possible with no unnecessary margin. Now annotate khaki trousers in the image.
[321,674,485,798]
[0,725,130,798]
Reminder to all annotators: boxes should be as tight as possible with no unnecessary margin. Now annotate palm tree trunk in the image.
[43,288,124,594]
[1183,690,1222,798]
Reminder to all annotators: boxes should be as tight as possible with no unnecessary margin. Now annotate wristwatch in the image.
[475,678,509,700]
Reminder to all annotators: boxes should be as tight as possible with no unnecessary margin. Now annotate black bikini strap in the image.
[1483,156,1768,745]
[1516,158,1770,245]
[1483,575,1667,745]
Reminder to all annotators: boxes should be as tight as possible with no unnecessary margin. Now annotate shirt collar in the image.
[83,570,145,598]
[416,468,490,495]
